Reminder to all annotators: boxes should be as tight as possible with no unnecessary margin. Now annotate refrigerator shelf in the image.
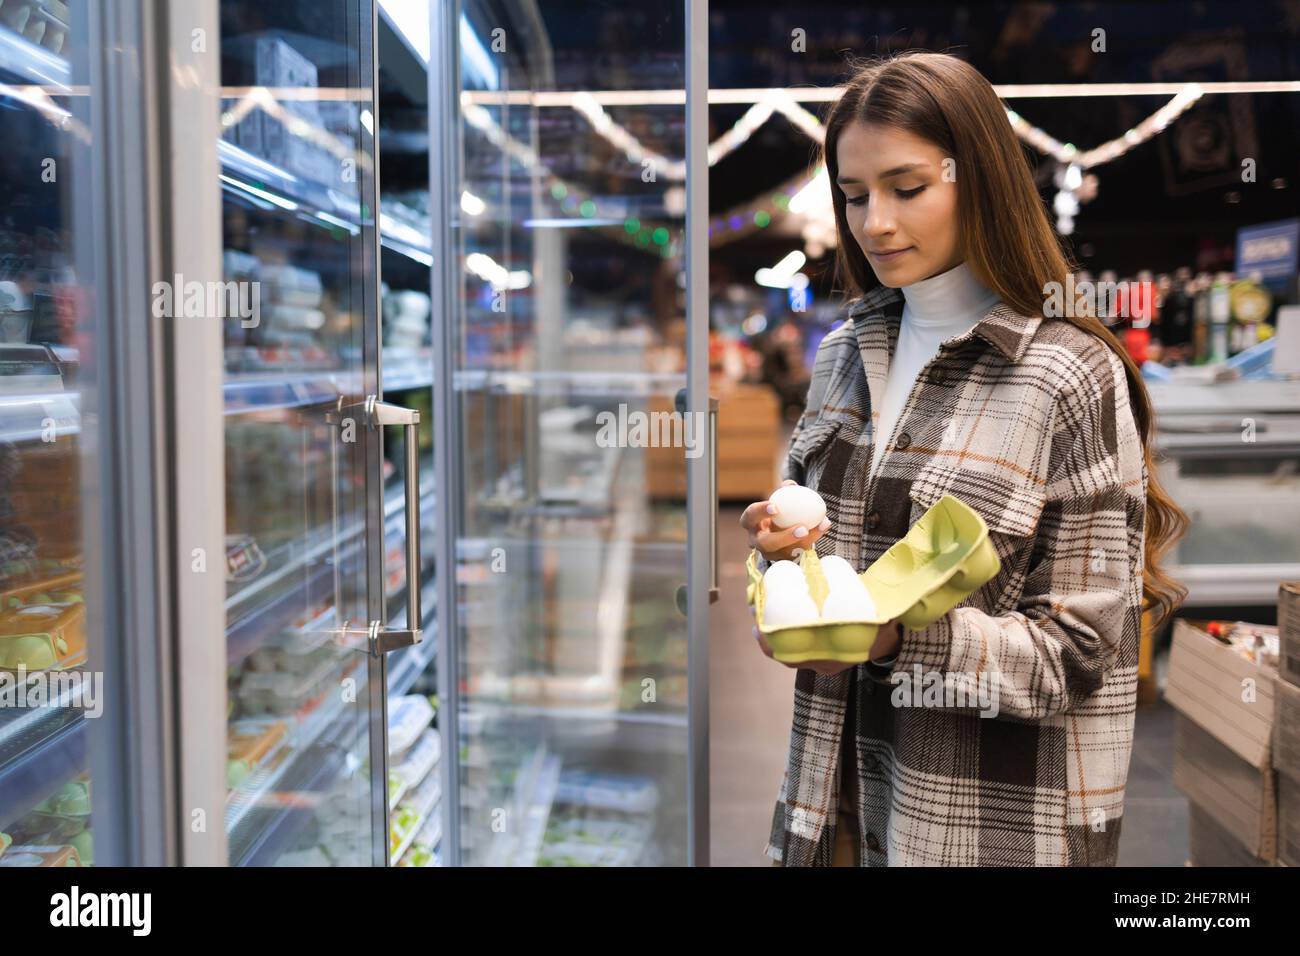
[229,740,352,868]
[0,713,83,831]
[225,471,431,666]
[389,769,441,862]
[0,19,70,90]
[396,813,442,867]
[225,656,361,837]
[0,25,426,263]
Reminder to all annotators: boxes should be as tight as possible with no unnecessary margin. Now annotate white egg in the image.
[768,485,827,531]
[818,555,860,582]
[763,588,821,629]
[820,586,878,621]
[763,560,808,592]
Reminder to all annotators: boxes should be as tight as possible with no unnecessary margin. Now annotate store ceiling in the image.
[376,1,1300,285]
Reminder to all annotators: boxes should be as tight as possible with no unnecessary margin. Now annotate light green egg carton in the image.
[746,494,1001,664]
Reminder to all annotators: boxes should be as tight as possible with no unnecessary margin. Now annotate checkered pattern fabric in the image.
[762,283,1146,866]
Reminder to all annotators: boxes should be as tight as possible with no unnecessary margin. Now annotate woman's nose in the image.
[864,197,895,237]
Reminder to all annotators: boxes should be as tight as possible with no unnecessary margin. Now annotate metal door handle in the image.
[707,395,719,603]
[371,399,423,654]
[673,389,720,613]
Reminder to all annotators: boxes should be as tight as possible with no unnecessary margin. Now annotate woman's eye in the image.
[845,194,867,207]
[897,186,926,200]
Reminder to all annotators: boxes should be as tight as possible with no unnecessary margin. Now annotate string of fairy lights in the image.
[462,81,1212,258]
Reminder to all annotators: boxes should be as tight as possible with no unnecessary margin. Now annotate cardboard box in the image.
[1165,618,1277,767]
[1174,714,1276,861]
[1188,803,1271,867]
[1275,678,1300,784]
[1280,773,1300,867]
[645,383,781,501]
[1281,582,1300,688]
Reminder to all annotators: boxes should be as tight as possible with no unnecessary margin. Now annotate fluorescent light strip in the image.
[379,0,431,63]
[219,174,299,211]
[462,80,1300,107]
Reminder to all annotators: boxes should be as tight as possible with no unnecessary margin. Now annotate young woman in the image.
[740,52,1187,867]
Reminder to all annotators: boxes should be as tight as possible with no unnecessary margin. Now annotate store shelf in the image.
[4,22,429,261]
[478,746,561,867]
[386,574,439,697]
[474,453,640,708]
[220,141,432,263]
[229,740,351,867]
[390,771,441,863]
[454,368,686,398]
[0,388,80,442]
[0,21,70,90]
[224,657,362,839]
[226,470,430,666]
[382,348,434,392]
[0,704,83,829]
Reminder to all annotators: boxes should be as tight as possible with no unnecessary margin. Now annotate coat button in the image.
[865,510,881,531]
[866,832,882,853]
[863,754,879,773]
[932,367,946,384]
[895,432,911,451]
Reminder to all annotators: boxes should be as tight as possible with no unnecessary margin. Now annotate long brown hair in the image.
[823,51,1188,630]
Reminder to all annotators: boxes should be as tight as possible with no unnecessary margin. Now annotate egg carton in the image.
[746,494,1001,664]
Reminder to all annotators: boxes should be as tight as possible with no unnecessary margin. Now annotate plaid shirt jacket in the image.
[762,283,1147,867]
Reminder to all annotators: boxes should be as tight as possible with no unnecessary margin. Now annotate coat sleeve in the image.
[873,346,1148,721]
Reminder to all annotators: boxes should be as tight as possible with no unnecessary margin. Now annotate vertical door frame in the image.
[81,0,227,866]
[684,0,711,868]
[357,0,392,868]
[429,0,465,868]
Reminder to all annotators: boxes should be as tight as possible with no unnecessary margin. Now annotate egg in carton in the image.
[746,494,1001,664]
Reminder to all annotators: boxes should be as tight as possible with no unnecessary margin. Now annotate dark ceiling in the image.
[377,0,1300,288]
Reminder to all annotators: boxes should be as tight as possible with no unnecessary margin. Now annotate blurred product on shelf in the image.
[382,284,431,349]
[224,534,266,584]
[0,577,84,672]
[226,718,288,789]
[0,0,67,54]
[1203,619,1280,668]
[222,36,344,186]
[0,282,34,344]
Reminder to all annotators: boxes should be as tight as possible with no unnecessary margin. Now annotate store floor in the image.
[710,502,1190,867]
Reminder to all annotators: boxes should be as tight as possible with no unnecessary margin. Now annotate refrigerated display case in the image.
[427,0,711,866]
[213,0,408,867]
[1151,377,1300,606]
[0,0,96,869]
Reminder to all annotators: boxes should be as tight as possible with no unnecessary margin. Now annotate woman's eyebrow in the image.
[836,163,928,185]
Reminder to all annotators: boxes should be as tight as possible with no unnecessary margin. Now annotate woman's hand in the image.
[739,479,833,562]
[869,619,903,662]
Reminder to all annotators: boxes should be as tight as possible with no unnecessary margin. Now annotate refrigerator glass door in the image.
[437,0,698,866]
[218,0,385,867]
[0,0,97,871]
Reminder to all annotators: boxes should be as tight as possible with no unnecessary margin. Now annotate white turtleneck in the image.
[869,261,1000,479]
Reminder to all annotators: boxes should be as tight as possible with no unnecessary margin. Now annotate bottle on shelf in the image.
[1208,272,1231,364]
[1190,272,1210,365]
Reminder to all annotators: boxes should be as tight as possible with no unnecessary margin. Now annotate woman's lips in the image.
[869,247,913,262]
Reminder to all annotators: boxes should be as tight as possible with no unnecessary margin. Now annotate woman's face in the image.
[836,120,963,287]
